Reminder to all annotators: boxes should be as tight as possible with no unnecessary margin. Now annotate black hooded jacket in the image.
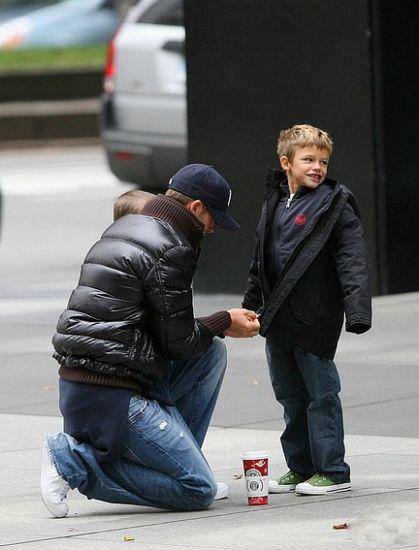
[243,170,372,359]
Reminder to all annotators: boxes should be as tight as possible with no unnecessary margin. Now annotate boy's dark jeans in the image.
[265,334,350,484]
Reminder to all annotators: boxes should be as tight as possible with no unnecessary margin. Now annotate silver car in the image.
[0,0,120,49]
[101,0,186,187]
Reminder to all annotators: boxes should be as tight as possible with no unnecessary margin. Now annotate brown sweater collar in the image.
[142,194,204,248]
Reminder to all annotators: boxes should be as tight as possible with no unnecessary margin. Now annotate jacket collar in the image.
[265,168,338,198]
[141,194,204,248]
[266,168,287,189]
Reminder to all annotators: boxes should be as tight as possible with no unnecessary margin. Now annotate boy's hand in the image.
[224,308,260,338]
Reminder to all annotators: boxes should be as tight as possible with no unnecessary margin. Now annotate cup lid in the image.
[241,451,268,459]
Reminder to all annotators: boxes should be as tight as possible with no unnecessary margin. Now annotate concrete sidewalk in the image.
[1,414,419,549]
[1,291,419,549]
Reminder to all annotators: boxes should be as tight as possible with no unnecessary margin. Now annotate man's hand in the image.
[224,308,260,338]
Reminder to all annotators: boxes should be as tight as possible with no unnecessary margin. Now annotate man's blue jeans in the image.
[47,338,227,511]
[266,334,350,483]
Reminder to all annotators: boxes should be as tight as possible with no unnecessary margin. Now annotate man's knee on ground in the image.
[209,337,227,367]
[180,479,217,511]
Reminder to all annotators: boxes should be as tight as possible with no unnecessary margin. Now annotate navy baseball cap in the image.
[168,164,240,231]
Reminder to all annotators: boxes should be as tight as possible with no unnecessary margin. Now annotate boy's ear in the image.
[279,155,290,171]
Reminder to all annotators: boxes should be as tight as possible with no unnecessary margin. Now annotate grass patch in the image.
[0,44,108,72]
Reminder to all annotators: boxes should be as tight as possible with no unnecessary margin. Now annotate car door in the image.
[113,0,185,142]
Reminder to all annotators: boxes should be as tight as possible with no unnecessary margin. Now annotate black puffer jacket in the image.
[243,170,372,359]
[53,196,230,391]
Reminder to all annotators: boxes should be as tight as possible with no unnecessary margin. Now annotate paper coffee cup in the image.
[241,451,269,505]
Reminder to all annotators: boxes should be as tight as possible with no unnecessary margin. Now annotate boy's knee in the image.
[308,391,340,409]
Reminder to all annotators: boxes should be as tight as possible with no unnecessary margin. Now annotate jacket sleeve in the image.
[331,201,372,334]
[144,244,221,360]
[242,209,264,312]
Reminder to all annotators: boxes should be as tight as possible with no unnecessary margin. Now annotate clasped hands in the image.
[224,308,260,338]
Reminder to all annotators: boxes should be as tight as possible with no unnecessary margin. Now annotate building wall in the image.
[185,0,417,295]
[380,0,419,293]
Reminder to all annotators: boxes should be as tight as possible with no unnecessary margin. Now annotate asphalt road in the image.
[0,145,418,439]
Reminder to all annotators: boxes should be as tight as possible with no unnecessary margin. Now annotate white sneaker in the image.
[214,482,229,500]
[41,443,70,518]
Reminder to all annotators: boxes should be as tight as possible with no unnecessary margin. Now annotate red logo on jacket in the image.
[295,213,307,226]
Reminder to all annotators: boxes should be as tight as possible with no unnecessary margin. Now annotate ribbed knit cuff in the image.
[197,310,231,336]
[58,365,143,393]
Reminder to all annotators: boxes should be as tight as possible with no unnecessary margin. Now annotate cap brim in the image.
[208,207,240,231]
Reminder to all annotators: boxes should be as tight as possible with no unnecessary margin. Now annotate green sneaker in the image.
[295,473,351,495]
[268,470,307,493]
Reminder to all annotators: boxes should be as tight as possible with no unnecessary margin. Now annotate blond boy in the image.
[113,189,155,220]
[243,124,372,495]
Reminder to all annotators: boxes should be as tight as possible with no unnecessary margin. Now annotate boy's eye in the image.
[321,160,328,166]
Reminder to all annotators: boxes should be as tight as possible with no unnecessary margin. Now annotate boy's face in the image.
[280,145,329,193]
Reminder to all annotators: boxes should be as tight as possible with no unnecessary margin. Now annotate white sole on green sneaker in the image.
[295,481,351,495]
[268,479,296,493]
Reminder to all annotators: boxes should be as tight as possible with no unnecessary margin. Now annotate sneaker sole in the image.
[295,483,351,495]
[268,481,297,494]
[41,492,69,518]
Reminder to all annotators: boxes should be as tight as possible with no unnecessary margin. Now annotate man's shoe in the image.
[214,482,229,500]
[295,473,351,495]
[268,470,307,493]
[41,443,70,518]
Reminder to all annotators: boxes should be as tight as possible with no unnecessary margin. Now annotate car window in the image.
[137,0,183,26]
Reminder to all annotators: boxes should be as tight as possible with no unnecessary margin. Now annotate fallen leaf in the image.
[251,380,259,386]
[333,523,348,530]
[233,473,243,479]
[42,385,55,391]
[123,536,135,541]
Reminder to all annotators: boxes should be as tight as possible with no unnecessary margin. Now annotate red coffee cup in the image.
[241,451,269,505]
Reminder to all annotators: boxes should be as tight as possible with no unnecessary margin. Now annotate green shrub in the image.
[0,45,107,72]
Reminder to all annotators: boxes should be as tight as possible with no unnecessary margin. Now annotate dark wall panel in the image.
[185,0,378,294]
[380,0,419,293]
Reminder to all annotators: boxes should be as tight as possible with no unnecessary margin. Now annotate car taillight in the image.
[115,151,134,161]
[104,32,117,94]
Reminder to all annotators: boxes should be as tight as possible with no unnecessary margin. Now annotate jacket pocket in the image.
[129,328,159,361]
[129,328,141,360]
[288,292,317,326]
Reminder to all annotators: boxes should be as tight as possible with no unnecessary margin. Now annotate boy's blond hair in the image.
[277,124,333,160]
[113,189,155,221]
